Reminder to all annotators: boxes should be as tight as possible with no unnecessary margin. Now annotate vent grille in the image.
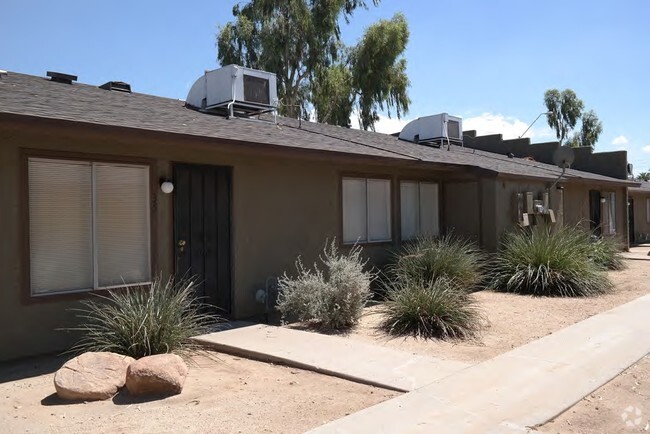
[243,74,270,105]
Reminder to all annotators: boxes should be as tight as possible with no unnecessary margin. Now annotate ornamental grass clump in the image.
[391,234,486,291]
[491,225,613,297]
[68,276,216,359]
[276,240,372,330]
[587,235,626,271]
[379,277,483,340]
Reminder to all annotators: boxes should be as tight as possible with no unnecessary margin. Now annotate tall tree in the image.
[216,0,410,130]
[544,89,583,145]
[567,109,603,148]
[544,89,602,149]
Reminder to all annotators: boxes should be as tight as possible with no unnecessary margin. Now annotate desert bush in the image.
[276,240,372,330]
[490,225,613,297]
[69,276,215,358]
[391,234,485,291]
[379,277,483,340]
[587,235,626,271]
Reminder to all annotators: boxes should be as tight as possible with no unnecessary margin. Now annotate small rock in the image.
[54,352,134,401]
[125,354,188,396]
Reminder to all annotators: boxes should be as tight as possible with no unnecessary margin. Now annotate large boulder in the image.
[125,354,189,396]
[54,352,135,401]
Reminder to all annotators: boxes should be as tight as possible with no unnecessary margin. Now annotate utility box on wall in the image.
[516,191,556,226]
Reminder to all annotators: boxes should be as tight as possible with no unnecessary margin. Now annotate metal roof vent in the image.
[47,71,77,84]
[399,113,463,149]
[99,81,131,93]
[186,64,278,118]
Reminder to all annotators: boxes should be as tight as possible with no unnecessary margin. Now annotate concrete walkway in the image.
[622,245,650,261]
[309,294,650,433]
[192,324,469,392]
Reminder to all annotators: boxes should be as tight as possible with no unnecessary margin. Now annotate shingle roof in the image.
[0,71,636,186]
[630,181,650,193]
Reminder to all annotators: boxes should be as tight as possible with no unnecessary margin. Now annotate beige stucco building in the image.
[0,71,636,361]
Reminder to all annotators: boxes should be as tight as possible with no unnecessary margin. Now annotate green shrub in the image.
[588,235,626,271]
[276,240,372,330]
[69,276,215,358]
[379,277,483,340]
[491,225,613,297]
[391,234,485,291]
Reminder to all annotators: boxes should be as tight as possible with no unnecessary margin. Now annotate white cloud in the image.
[352,111,556,141]
[612,135,629,146]
[348,111,410,134]
[462,112,554,140]
[369,114,410,134]
[642,145,650,153]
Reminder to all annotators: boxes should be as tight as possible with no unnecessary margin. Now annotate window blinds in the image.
[28,158,150,295]
[342,178,391,244]
[400,181,439,240]
[29,159,94,294]
[95,164,151,287]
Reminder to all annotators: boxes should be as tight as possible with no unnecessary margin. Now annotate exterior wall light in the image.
[600,197,607,204]
[160,180,174,194]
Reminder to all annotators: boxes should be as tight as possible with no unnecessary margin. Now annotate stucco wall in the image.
[443,181,481,244]
[563,183,628,243]
[630,191,650,243]
[1,118,476,360]
[491,179,550,248]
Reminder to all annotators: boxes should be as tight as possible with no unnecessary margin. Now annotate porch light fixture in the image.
[600,197,606,204]
[160,180,174,194]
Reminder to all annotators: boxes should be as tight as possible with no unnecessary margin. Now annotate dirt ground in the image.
[539,355,650,433]
[0,352,397,434]
[2,256,647,433]
[345,259,650,364]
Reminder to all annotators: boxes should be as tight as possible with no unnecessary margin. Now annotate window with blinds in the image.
[400,181,439,241]
[342,177,391,244]
[28,158,151,296]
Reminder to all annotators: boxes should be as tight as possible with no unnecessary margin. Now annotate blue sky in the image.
[2,0,649,173]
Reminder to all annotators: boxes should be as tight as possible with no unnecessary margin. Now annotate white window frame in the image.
[28,157,152,297]
[400,181,440,241]
[342,177,392,244]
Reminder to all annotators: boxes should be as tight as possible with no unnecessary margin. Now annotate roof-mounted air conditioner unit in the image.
[186,65,278,117]
[398,113,463,147]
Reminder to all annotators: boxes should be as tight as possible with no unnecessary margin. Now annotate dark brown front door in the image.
[173,163,232,314]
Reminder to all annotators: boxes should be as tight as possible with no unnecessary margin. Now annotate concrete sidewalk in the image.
[309,294,650,433]
[192,324,469,392]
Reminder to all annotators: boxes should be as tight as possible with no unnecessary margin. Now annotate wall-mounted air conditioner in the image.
[186,64,278,117]
[398,113,463,147]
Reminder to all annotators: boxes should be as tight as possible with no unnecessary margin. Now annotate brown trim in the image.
[19,148,158,304]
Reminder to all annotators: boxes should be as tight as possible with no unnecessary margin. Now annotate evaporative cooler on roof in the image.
[185,65,277,117]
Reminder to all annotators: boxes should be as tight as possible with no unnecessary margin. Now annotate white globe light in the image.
[160,181,174,194]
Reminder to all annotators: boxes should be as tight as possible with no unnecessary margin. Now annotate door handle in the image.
[178,239,186,253]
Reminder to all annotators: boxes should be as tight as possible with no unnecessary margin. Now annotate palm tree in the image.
[637,171,650,181]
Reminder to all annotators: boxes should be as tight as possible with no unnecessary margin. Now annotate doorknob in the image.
[178,239,186,253]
